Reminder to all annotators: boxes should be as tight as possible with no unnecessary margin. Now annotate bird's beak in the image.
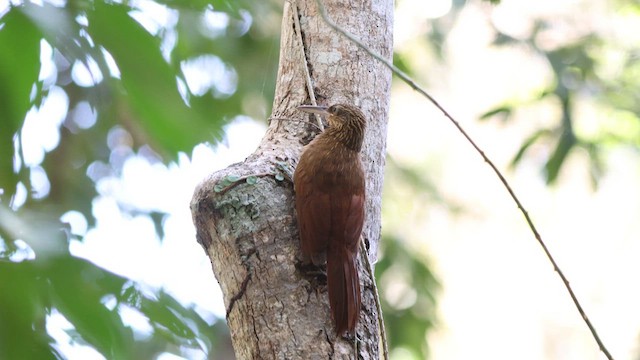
[297,105,330,116]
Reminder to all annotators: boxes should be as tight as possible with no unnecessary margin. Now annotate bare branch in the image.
[360,240,389,360]
[291,0,324,131]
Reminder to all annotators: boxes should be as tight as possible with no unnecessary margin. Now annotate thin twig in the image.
[360,240,390,360]
[269,117,324,132]
[314,1,614,359]
[291,0,324,131]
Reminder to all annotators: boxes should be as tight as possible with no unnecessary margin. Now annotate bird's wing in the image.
[295,168,332,263]
[328,190,364,253]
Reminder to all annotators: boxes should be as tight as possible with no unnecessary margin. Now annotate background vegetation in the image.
[1,0,638,359]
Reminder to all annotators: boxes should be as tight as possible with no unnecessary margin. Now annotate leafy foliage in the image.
[376,235,439,359]
[0,9,41,203]
[480,18,640,185]
[0,0,277,358]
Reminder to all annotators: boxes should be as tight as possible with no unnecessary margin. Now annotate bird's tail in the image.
[327,248,361,335]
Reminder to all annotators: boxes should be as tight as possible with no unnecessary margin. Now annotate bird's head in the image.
[298,103,366,151]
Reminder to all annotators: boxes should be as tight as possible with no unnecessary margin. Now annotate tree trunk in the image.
[190,0,392,358]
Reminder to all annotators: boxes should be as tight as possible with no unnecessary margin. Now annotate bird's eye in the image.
[329,105,344,117]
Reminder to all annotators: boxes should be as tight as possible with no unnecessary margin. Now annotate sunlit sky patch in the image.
[181,55,237,97]
[47,310,105,360]
[21,86,68,167]
[68,117,265,321]
[200,8,229,38]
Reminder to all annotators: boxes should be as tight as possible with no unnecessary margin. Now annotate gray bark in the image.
[190,0,393,358]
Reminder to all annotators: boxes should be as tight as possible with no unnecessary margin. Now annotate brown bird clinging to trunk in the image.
[293,103,366,335]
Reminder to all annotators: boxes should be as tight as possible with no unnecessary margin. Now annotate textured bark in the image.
[190,0,392,358]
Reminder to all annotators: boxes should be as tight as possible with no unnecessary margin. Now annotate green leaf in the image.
[510,129,551,168]
[583,141,604,188]
[0,9,42,201]
[0,251,135,359]
[119,285,219,353]
[86,2,223,158]
[21,2,86,64]
[138,292,198,343]
[479,105,512,122]
[0,260,63,360]
[151,0,246,16]
[545,128,576,184]
[213,0,244,17]
[47,257,134,359]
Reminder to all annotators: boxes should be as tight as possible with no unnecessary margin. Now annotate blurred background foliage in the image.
[0,0,638,359]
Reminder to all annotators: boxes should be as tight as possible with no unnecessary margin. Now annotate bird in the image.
[293,103,366,335]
